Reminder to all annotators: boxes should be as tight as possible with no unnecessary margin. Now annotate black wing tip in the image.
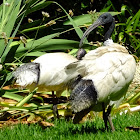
[76,48,87,60]
[70,79,97,113]
[13,62,40,83]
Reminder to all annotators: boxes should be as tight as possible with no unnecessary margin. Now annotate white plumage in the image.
[67,43,136,110]
[83,44,135,102]
[14,52,77,95]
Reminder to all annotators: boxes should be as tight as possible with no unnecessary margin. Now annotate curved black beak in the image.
[79,19,102,48]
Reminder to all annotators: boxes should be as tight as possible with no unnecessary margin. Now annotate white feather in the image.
[103,39,114,46]
[16,71,37,86]
[66,43,136,106]
[14,52,77,96]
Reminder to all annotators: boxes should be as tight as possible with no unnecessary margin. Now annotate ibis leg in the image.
[106,105,115,131]
[52,91,59,119]
[102,103,108,130]
[102,103,115,131]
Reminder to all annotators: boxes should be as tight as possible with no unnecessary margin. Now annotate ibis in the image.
[13,52,78,118]
[66,13,136,131]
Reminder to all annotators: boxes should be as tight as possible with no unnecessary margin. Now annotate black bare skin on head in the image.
[76,48,86,60]
[98,13,114,25]
[98,13,115,41]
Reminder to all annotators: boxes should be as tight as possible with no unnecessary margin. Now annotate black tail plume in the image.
[69,79,97,113]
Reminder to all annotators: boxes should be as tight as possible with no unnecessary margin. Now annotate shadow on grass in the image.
[68,125,105,134]
[60,120,107,136]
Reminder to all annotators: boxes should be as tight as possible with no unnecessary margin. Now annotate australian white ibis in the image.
[66,13,136,131]
[13,52,78,118]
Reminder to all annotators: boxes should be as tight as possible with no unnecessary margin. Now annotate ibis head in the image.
[79,13,115,47]
[76,48,86,60]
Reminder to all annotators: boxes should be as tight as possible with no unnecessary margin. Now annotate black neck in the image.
[104,18,115,41]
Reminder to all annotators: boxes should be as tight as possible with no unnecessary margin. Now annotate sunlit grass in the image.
[0,112,140,140]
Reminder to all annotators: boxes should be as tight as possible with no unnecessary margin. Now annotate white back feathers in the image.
[66,44,136,107]
[13,52,77,96]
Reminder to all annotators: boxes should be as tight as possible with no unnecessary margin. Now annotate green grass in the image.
[0,112,140,140]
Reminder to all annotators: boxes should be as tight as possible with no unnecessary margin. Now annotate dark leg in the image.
[102,103,115,132]
[102,103,108,130]
[106,105,115,132]
[52,91,59,119]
